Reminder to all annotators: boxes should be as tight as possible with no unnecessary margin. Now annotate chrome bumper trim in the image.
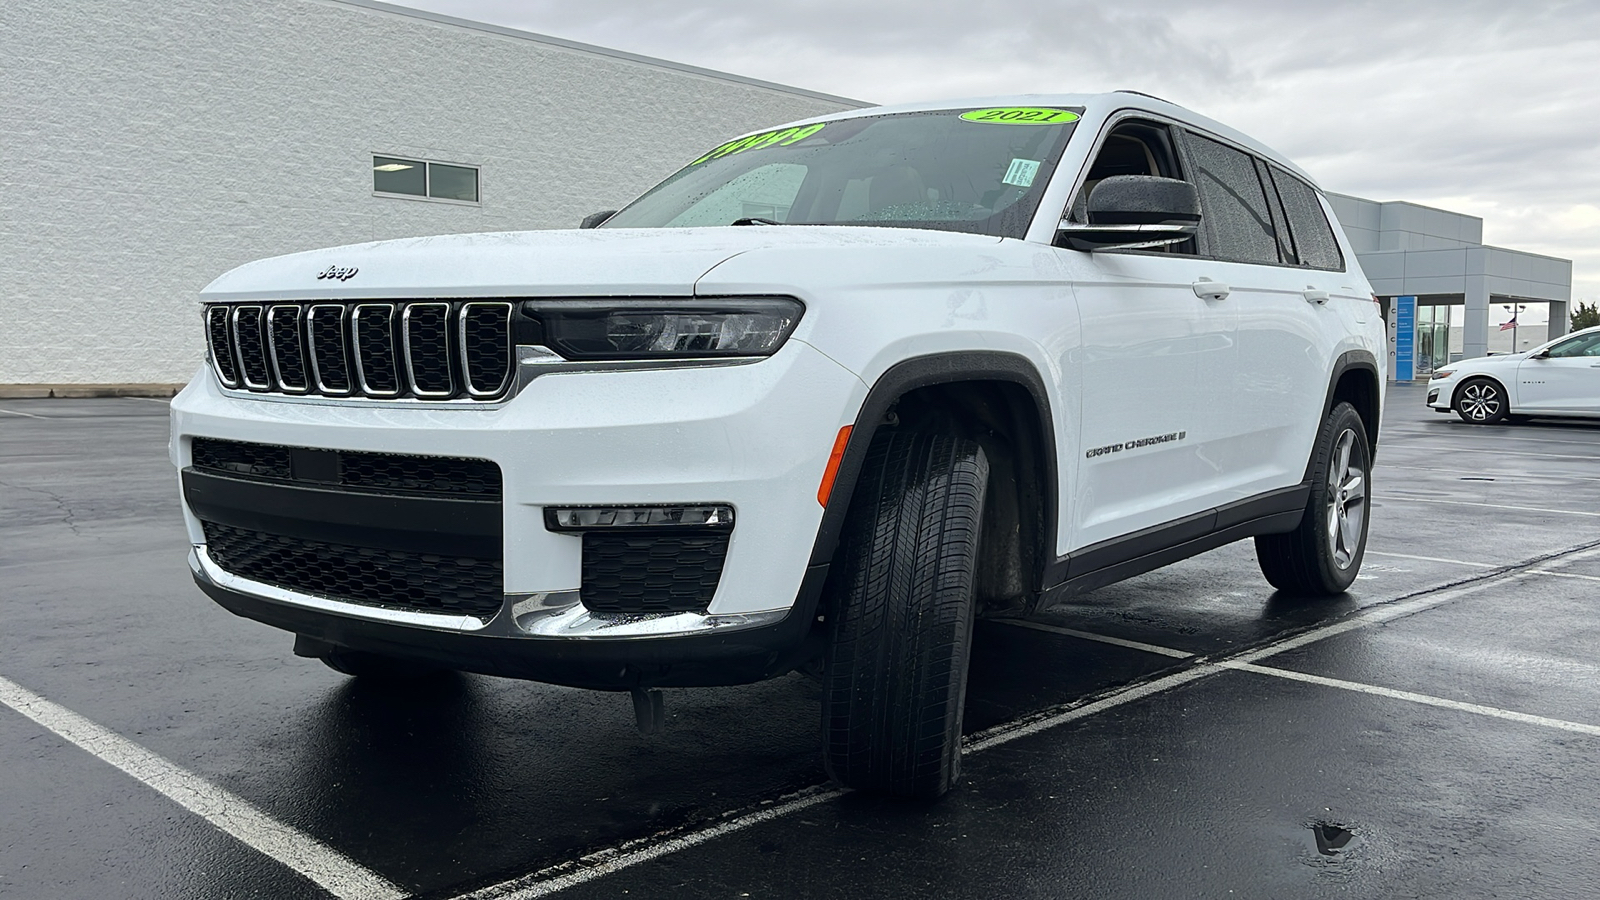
[190,545,789,640]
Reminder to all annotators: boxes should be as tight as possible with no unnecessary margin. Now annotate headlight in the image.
[522,298,803,360]
[1431,369,1455,380]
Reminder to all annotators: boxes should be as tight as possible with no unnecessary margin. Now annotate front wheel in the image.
[822,429,988,799]
[1255,402,1371,596]
[1456,377,1509,424]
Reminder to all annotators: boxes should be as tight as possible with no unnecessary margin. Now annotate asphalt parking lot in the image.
[3,381,1599,899]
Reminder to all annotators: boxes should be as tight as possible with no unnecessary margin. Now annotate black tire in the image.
[822,429,988,799]
[1255,402,1371,596]
[320,648,446,680]
[1455,377,1510,424]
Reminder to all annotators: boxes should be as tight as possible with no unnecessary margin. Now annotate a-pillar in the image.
[1463,275,1490,358]
[1548,300,1570,341]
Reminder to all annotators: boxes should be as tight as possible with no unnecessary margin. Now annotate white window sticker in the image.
[1002,158,1040,187]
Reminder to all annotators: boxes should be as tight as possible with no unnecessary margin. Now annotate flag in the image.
[1499,316,1518,332]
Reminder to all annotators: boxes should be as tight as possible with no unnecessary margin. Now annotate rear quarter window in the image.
[1269,167,1346,271]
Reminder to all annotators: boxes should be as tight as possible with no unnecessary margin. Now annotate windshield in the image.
[601,107,1082,239]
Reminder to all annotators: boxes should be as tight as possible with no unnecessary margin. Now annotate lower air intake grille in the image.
[203,521,504,618]
[189,437,501,498]
[580,531,730,614]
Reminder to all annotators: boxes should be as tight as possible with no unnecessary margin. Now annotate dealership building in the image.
[0,0,1571,392]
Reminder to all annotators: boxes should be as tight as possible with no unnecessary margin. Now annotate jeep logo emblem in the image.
[316,265,359,281]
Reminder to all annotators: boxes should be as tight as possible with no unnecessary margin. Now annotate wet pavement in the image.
[2,384,1598,899]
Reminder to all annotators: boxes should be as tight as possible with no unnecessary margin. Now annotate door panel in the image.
[1064,251,1237,549]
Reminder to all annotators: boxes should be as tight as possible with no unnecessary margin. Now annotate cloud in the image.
[398,0,1600,302]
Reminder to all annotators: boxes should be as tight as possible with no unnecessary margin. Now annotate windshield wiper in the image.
[730,217,786,226]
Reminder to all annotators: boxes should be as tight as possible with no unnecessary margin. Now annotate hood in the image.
[199,227,1003,301]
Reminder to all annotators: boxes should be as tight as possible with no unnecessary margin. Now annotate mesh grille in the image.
[190,438,500,498]
[191,437,292,479]
[580,531,730,614]
[207,306,240,386]
[234,306,271,388]
[353,304,400,395]
[268,306,308,391]
[463,303,512,396]
[404,303,454,395]
[338,449,501,497]
[207,300,514,401]
[203,521,503,618]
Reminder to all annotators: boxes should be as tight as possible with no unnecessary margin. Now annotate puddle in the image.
[1309,821,1358,858]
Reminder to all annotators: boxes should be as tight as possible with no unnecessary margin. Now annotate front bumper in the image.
[171,339,864,685]
[1426,377,1455,411]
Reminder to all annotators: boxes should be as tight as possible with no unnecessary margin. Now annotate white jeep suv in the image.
[172,92,1385,798]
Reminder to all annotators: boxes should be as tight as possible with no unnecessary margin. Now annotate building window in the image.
[373,156,479,203]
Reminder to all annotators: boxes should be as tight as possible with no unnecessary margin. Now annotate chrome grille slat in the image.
[460,302,513,397]
[232,305,272,390]
[352,303,402,397]
[266,305,308,393]
[206,306,240,388]
[206,300,513,402]
[403,303,454,397]
[307,304,352,395]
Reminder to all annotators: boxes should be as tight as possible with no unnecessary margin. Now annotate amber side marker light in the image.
[817,425,853,507]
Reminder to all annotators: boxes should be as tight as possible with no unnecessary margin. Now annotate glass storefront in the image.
[1415,304,1461,376]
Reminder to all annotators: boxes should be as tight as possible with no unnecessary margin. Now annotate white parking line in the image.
[456,787,844,900]
[0,407,47,419]
[1380,495,1600,519]
[1223,662,1600,737]
[453,541,1600,900]
[991,619,1194,658]
[0,675,406,900]
[1366,550,1498,569]
[1385,445,1600,462]
[1530,569,1600,583]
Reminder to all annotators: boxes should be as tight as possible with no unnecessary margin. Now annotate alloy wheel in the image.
[1325,428,1366,570]
[1459,382,1501,421]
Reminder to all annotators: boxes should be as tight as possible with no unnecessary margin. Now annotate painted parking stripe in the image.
[1223,662,1600,737]
[991,619,1194,658]
[0,674,406,900]
[1379,495,1600,518]
[1530,569,1600,583]
[454,787,844,900]
[1366,550,1498,568]
[452,539,1600,900]
[0,407,47,418]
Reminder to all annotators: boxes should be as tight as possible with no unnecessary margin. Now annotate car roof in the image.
[737,91,1321,189]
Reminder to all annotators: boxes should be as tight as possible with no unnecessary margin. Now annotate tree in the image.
[1573,301,1600,331]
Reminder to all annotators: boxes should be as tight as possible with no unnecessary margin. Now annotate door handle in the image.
[1192,279,1230,301]
[1303,288,1330,305]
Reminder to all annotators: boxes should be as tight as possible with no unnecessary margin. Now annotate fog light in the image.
[545,505,734,531]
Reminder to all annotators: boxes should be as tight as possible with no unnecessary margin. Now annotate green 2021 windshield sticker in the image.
[960,107,1080,125]
[690,123,827,165]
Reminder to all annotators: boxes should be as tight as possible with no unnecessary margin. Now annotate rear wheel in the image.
[822,429,988,799]
[1456,377,1509,424]
[1256,402,1371,596]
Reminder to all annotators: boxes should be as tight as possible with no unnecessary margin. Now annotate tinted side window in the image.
[1269,167,1345,270]
[1184,133,1279,265]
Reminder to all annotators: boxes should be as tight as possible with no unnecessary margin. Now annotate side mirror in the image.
[579,209,618,229]
[1533,349,1551,359]
[1056,175,1200,252]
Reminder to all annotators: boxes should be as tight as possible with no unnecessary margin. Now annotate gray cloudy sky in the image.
[397,0,1600,306]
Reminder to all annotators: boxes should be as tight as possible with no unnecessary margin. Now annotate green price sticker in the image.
[959,107,1080,125]
[690,122,827,165]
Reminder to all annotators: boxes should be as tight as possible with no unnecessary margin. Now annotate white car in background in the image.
[1428,325,1600,423]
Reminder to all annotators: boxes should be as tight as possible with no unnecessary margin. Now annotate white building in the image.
[1326,194,1573,379]
[0,0,863,392]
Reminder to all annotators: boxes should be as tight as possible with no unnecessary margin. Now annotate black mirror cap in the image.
[580,210,618,229]
[1087,176,1201,226]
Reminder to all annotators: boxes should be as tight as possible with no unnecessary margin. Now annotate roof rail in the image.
[1113,89,1182,107]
